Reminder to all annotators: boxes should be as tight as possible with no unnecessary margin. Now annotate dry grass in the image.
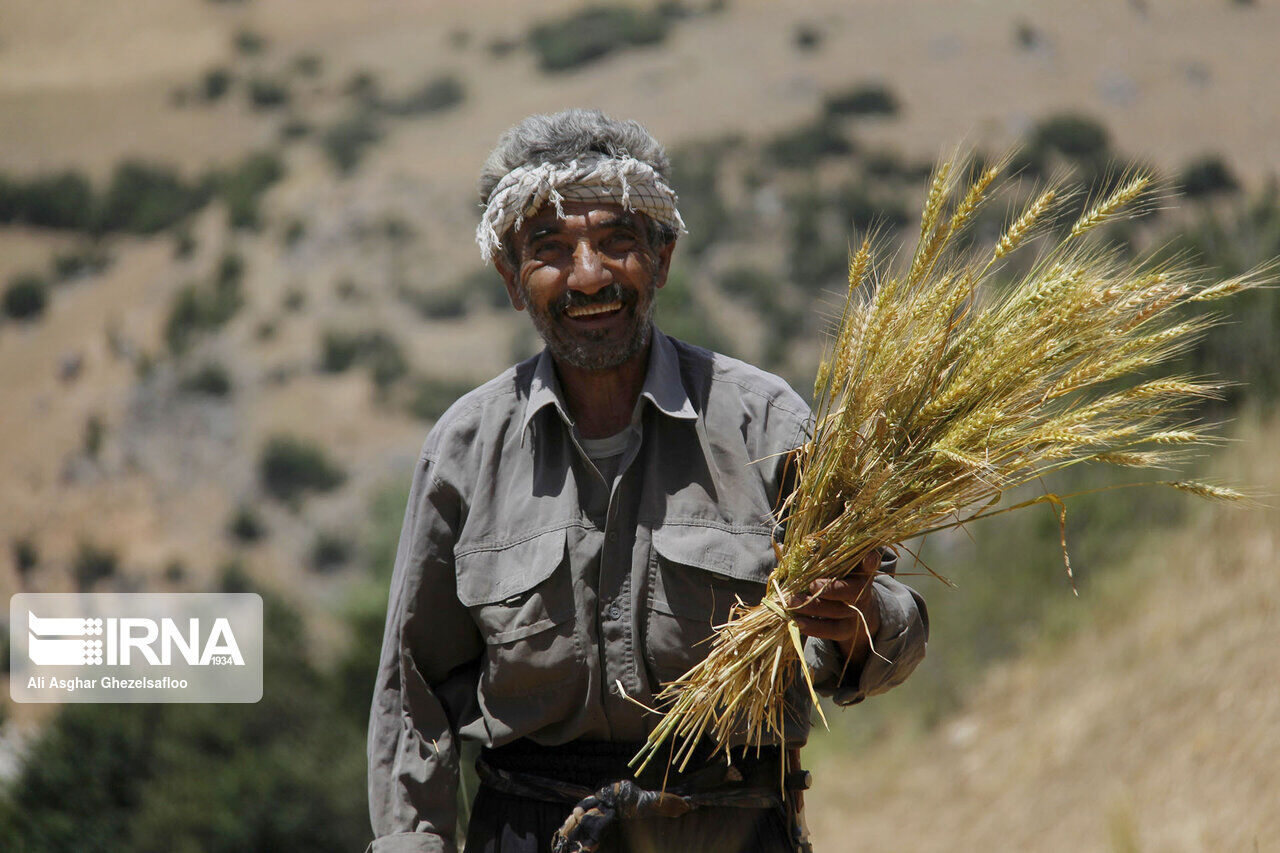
[632,151,1270,775]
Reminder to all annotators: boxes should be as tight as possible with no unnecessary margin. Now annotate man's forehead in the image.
[520,201,643,234]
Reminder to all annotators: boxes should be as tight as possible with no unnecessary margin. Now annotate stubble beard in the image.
[521,279,657,371]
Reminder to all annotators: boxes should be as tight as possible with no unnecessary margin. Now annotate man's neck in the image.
[553,341,651,439]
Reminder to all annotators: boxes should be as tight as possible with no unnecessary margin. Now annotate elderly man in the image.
[368,109,928,853]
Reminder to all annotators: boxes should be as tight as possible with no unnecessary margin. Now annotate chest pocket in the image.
[455,526,582,698]
[644,525,778,689]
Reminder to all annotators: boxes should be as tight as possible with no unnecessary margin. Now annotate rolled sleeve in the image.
[805,574,929,707]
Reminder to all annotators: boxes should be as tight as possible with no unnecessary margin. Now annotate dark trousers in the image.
[464,740,793,853]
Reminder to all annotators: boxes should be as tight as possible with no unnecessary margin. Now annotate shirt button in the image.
[608,604,622,621]
[606,531,618,543]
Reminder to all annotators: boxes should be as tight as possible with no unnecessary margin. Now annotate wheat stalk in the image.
[630,151,1268,776]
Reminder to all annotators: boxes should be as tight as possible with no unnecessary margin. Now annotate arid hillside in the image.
[807,415,1280,851]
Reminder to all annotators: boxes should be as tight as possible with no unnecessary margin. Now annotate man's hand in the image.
[787,549,883,666]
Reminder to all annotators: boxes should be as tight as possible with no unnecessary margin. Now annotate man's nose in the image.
[566,240,612,294]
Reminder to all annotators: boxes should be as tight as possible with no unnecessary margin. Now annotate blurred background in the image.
[1,1,1277,850]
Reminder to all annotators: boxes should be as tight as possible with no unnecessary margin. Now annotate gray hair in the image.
[477,109,678,252]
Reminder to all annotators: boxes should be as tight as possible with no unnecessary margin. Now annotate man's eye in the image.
[532,242,567,260]
[604,233,638,250]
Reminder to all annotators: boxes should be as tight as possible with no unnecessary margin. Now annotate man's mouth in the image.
[564,300,623,319]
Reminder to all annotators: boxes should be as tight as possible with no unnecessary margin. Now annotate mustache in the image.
[555,284,631,314]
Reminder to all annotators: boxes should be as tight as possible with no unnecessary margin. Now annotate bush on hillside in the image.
[164,258,245,354]
[311,531,354,572]
[1180,155,1239,198]
[382,75,465,116]
[3,274,49,321]
[179,362,233,397]
[98,161,209,234]
[824,82,900,117]
[73,541,118,591]
[406,376,477,422]
[201,68,232,101]
[259,435,346,503]
[212,152,285,229]
[528,5,670,72]
[322,113,383,175]
[765,117,853,169]
[227,503,267,543]
[248,77,291,110]
[0,171,95,230]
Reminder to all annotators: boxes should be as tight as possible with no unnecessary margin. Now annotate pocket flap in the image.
[650,525,777,583]
[455,527,568,607]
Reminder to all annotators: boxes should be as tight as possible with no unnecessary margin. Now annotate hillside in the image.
[806,415,1280,851]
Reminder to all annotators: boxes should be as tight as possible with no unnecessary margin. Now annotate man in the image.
[368,109,928,853]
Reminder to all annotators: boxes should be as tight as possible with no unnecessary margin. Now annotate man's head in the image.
[476,109,683,371]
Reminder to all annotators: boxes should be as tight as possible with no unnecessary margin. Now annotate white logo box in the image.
[10,594,263,703]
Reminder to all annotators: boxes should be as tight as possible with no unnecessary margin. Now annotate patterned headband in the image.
[475,155,686,263]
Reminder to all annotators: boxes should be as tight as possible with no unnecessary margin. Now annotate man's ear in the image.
[652,237,677,291]
[494,251,525,311]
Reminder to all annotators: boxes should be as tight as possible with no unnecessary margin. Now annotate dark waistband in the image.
[482,738,785,791]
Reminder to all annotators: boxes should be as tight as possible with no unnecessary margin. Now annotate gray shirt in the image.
[367,329,929,853]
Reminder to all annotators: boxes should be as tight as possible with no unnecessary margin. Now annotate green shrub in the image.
[402,285,469,320]
[1033,112,1110,161]
[259,435,346,502]
[98,161,208,234]
[164,259,245,353]
[51,244,111,280]
[319,330,363,373]
[83,414,105,459]
[1180,155,1239,197]
[824,82,899,116]
[320,329,408,389]
[0,170,95,230]
[311,531,353,572]
[248,76,290,110]
[233,28,266,55]
[180,362,232,396]
[765,117,852,168]
[73,541,118,590]
[212,151,285,229]
[528,5,670,72]
[382,75,465,116]
[173,229,197,259]
[321,112,383,175]
[3,274,49,320]
[163,559,186,583]
[201,68,232,101]
[406,376,476,422]
[12,537,38,575]
[228,503,267,543]
[793,23,822,51]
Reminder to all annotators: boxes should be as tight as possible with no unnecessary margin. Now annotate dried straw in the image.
[631,152,1268,776]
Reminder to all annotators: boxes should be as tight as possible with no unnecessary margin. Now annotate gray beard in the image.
[522,284,656,371]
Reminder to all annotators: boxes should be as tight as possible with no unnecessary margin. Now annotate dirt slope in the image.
[806,416,1280,852]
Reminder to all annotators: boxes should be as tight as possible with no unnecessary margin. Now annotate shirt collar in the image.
[520,328,698,439]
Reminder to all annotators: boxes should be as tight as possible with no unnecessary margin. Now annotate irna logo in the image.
[27,611,245,667]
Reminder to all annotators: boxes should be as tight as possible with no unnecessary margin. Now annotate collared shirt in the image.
[367,329,929,853]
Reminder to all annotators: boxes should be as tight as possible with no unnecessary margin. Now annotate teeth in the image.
[566,301,622,318]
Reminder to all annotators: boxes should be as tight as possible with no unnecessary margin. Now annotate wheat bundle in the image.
[632,152,1266,775]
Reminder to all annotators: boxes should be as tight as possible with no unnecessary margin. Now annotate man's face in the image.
[497,201,675,371]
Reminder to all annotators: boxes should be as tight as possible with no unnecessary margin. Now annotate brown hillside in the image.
[806,416,1280,852]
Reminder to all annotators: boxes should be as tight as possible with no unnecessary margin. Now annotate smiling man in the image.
[368,109,928,853]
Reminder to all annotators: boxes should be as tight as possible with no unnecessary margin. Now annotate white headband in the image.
[475,155,686,263]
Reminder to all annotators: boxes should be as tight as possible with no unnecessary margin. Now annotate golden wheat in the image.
[630,152,1267,777]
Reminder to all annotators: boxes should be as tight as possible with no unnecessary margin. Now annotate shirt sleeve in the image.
[367,453,482,853]
[803,557,930,707]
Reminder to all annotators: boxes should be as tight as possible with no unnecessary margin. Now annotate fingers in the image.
[789,596,862,619]
[797,577,875,604]
[791,614,857,642]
